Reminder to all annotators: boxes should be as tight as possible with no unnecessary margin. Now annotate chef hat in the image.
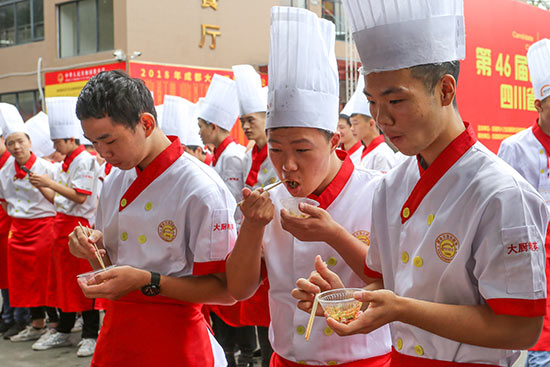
[266,7,339,132]
[46,97,81,140]
[198,74,240,132]
[527,39,550,101]
[160,95,194,142]
[341,76,371,117]
[233,65,267,116]
[25,111,55,157]
[343,0,465,75]
[183,100,204,147]
[0,103,27,138]
[155,104,164,128]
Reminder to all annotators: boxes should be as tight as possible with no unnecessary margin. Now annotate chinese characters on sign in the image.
[200,0,220,50]
[475,46,536,113]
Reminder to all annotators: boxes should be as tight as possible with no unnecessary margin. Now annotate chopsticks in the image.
[78,221,106,270]
[237,180,286,207]
[305,294,319,341]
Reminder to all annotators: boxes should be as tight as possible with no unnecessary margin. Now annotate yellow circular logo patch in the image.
[353,230,370,247]
[158,220,177,242]
[435,233,459,263]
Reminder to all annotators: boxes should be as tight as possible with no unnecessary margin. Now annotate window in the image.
[0,0,43,47]
[0,90,42,121]
[281,0,308,8]
[58,0,114,58]
[322,0,345,41]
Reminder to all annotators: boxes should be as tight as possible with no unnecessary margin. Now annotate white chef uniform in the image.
[365,124,548,366]
[93,136,233,366]
[264,6,391,366]
[199,74,246,200]
[359,135,396,172]
[344,0,547,365]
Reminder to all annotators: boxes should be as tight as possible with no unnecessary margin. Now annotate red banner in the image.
[460,0,550,152]
[129,61,268,146]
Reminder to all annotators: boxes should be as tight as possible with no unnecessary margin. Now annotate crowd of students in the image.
[1,0,550,366]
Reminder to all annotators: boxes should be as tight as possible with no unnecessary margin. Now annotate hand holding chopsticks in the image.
[237,179,286,207]
[78,221,106,270]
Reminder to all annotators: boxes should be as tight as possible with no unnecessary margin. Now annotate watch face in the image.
[141,285,161,296]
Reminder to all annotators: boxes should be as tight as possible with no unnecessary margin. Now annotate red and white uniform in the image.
[0,153,56,307]
[359,135,396,171]
[339,141,364,166]
[243,143,278,190]
[498,121,550,352]
[366,124,548,366]
[92,137,234,367]
[265,151,392,366]
[211,136,246,200]
[47,145,100,312]
[0,150,13,289]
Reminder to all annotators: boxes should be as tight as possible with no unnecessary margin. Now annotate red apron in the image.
[390,348,498,367]
[46,213,94,312]
[271,352,391,367]
[0,206,11,289]
[92,291,216,367]
[8,216,55,307]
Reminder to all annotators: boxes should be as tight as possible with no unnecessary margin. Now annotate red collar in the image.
[307,150,354,210]
[119,136,184,212]
[361,135,385,159]
[401,122,476,224]
[62,145,86,172]
[212,136,234,167]
[345,140,363,156]
[104,163,112,176]
[532,119,550,155]
[204,152,213,166]
[14,153,37,180]
[245,144,268,187]
[0,150,10,170]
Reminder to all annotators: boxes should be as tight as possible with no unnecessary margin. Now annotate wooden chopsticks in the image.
[304,294,319,341]
[78,221,106,270]
[237,180,286,207]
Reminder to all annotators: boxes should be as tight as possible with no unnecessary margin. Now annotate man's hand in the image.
[29,173,52,188]
[326,289,399,336]
[281,203,344,243]
[240,187,274,228]
[68,226,106,261]
[292,255,345,316]
[78,265,150,300]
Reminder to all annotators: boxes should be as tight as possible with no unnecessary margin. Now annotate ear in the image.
[439,74,457,107]
[140,113,156,137]
[535,99,543,113]
[329,131,341,153]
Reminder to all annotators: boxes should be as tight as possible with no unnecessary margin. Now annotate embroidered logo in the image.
[158,220,177,242]
[435,233,459,263]
[507,242,538,255]
[213,223,235,231]
[353,230,370,247]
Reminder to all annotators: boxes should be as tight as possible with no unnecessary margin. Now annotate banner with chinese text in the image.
[44,62,126,99]
[129,61,268,146]
[460,0,550,152]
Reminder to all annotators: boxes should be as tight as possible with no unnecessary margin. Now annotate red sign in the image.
[129,61,268,146]
[460,0,550,153]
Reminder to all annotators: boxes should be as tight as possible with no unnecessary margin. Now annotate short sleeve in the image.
[474,186,548,317]
[365,196,383,279]
[189,188,237,276]
[220,155,245,201]
[71,158,96,195]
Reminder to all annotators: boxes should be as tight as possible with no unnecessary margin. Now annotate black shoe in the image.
[237,353,254,367]
[253,348,261,358]
[3,323,25,339]
[225,352,236,367]
[0,321,14,334]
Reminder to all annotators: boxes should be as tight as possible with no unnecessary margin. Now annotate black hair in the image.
[185,145,204,153]
[410,61,460,108]
[63,138,80,145]
[198,118,229,133]
[76,70,157,130]
[338,114,351,127]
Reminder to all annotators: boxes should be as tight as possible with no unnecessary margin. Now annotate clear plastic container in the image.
[280,197,320,218]
[77,265,116,285]
[317,288,364,324]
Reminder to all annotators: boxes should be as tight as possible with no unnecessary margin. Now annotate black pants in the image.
[211,313,257,366]
[56,310,99,339]
[29,307,59,323]
[257,326,273,367]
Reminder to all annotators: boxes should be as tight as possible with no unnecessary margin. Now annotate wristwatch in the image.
[141,271,161,296]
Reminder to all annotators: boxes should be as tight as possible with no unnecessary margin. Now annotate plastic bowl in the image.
[280,197,320,218]
[77,265,116,285]
[317,288,364,324]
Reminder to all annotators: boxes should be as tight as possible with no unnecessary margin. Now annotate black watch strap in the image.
[150,271,161,287]
[141,271,161,296]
